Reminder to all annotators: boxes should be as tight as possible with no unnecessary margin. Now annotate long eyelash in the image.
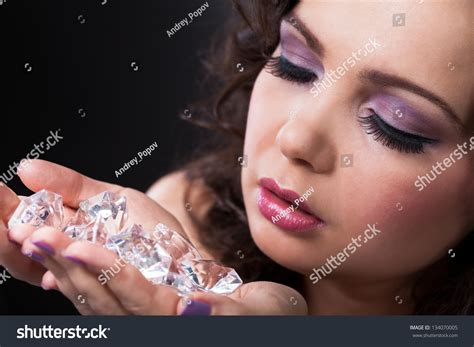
[265,56,316,84]
[358,114,437,154]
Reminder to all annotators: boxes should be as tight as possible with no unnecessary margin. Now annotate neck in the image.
[303,274,416,315]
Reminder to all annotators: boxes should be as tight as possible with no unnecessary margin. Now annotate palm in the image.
[0,160,185,287]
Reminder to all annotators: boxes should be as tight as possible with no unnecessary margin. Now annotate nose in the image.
[276,100,337,174]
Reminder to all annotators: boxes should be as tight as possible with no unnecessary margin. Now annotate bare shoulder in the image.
[146,170,215,259]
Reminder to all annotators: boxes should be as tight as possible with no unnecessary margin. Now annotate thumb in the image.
[177,292,248,316]
[178,282,308,316]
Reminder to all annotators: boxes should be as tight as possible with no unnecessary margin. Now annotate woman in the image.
[1,0,473,315]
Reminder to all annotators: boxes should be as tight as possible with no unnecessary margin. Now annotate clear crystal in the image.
[8,189,242,295]
[63,191,126,244]
[152,223,202,263]
[163,272,197,296]
[179,259,243,295]
[8,190,64,229]
[105,224,172,284]
[151,223,242,295]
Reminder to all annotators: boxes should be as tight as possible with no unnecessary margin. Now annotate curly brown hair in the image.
[179,0,474,315]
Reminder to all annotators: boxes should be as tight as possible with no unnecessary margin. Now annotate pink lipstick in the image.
[257,177,324,232]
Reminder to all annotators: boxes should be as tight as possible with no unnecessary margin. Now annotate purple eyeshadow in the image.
[368,94,443,138]
[279,21,325,77]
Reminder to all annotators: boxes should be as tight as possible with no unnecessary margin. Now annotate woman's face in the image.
[241,0,473,283]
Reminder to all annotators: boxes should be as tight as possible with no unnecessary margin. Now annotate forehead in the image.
[296,0,473,125]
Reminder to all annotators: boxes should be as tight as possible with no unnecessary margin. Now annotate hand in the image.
[0,182,47,285]
[6,159,185,291]
[20,226,308,315]
[8,159,307,315]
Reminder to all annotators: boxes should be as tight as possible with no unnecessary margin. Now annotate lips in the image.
[257,177,324,232]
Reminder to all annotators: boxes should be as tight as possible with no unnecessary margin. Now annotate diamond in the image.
[8,189,64,229]
[150,223,242,295]
[12,190,243,295]
[63,191,126,244]
[105,224,172,284]
[179,258,243,295]
[152,223,202,262]
[163,272,197,295]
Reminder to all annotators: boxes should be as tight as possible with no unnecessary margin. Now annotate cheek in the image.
[334,155,471,278]
[244,72,281,156]
[242,71,283,195]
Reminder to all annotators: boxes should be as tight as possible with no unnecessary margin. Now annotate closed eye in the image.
[358,114,438,154]
[266,56,317,84]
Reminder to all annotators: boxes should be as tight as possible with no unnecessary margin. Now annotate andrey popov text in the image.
[166,2,210,38]
[115,142,158,178]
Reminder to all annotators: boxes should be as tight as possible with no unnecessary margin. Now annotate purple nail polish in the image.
[27,252,45,263]
[33,241,55,255]
[64,256,86,267]
[180,300,211,316]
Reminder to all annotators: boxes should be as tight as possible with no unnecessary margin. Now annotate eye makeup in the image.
[358,114,437,154]
[279,21,324,75]
[265,20,324,84]
[358,94,439,154]
[366,94,444,137]
[267,21,444,155]
[266,56,316,84]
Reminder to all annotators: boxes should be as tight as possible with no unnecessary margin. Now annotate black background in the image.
[0,0,230,314]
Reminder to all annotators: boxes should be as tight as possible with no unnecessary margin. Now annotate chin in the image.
[245,208,317,275]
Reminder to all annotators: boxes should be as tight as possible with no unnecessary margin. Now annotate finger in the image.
[179,282,308,316]
[41,270,58,291]
[52,249,128,315]
[63,241,181,315]
[177,292,244,316]
[18,159,121,208]
[7,224,37,245]
[21,227,94,315]
[0,222,45,285]
[229,281,307,315]
[17,160,184,232]
[0,182,20,220]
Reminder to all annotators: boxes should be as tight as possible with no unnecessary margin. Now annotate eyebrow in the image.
[282,13,464,131]
[359,70,463,130]
[282,14,325,58]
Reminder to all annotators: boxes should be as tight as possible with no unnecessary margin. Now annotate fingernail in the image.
[25,252,44,263]
[33,241,55,255]
[64,255,86,267]
[180,300,211,316]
